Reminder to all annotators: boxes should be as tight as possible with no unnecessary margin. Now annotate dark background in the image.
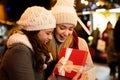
[0,0,120,22]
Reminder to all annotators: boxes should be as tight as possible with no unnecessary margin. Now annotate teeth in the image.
[60,34,64,38]
[45,40,48,44]
[45,40,49,44]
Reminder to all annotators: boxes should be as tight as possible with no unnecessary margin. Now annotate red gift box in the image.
[54,48,88,78]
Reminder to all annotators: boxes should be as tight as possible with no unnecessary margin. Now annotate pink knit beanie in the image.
[52,0,78,26]
[17,6,56,31]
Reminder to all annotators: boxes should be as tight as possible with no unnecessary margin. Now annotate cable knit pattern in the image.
[7,32,33,51]
[17,6,56,31]
[52,0,78,26]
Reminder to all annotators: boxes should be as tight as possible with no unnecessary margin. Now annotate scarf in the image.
[49,30,79,61]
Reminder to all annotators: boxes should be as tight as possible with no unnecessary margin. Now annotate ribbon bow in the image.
[56,57,83,76]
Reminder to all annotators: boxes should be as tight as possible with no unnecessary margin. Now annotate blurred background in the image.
[0,0,120,80]
[0,0,120,21]
[0,0,120,61]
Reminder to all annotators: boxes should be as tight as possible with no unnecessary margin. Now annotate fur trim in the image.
[7,32,33,50]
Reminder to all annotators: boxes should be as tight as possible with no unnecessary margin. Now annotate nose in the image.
[63,30,69,36]
[48,34,52,40]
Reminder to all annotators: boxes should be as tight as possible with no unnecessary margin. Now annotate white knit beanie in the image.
[17,6,56,31]
[52,0,78,26]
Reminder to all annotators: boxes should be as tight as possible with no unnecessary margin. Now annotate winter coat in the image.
[106,29,117,63]
[0,32,46,80]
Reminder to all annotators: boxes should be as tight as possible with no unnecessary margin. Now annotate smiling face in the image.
[55,23,75,43]
[37,28,54,44]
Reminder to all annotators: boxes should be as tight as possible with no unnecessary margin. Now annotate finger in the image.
[47,73,55,80]
[79,71,88,80]
[72,67,84,80]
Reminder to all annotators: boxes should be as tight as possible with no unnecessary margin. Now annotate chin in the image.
[56,36,66,43]
[58,39,65,43]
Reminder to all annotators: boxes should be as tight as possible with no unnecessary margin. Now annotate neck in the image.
[53,33,62,45]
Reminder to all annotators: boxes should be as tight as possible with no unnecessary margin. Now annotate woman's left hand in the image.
[79,70,88,80]
[72,68,88,80]
[47,73,55,80]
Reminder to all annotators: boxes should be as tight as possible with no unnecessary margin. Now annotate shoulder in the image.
[9,43,32,54]
[78,37,89,50]
[3,43,33,62]
[1,43,33,69]
[78,37,87,44]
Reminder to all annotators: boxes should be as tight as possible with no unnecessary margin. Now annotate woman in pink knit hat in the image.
[0,6,56,80]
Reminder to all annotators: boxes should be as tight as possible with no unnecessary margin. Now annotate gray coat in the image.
[0,33,45,80]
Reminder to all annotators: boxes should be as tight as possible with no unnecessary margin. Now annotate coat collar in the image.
[7,32,33,51]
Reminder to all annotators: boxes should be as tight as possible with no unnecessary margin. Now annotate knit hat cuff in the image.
[19,23,56,31]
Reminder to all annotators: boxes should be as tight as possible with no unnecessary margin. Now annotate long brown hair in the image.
[23,30,50,72]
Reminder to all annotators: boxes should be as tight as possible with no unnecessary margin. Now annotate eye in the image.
[69,28,73,31]
[60,27,65,30]
[46,31,53,35]
[46,32,50,35]
[69,27,74,31]
[59,25,66,30]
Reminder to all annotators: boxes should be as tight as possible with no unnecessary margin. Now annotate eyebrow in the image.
[45,30,53,33]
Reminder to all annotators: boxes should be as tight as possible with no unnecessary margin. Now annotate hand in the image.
[47,73,55,80]
[79,70,88,80]
[72,67,88,80]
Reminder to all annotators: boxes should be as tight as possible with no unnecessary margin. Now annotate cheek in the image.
[37,33,45,42]
[69,31,73,35]
[55,29,61,35]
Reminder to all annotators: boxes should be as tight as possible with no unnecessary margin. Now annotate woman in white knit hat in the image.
[0,6,56,80]
[46,0,96,80]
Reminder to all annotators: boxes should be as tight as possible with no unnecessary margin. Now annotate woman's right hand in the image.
[47,73,55,80]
